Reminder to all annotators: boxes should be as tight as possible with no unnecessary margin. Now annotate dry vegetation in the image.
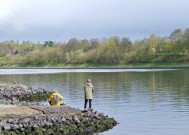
[0,105,42,117]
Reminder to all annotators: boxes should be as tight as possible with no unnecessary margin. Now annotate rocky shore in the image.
[0,84,51,105]
[0,84,118,135]
[0,106,117,135]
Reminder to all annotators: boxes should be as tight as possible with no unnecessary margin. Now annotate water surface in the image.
[0,69,189,135]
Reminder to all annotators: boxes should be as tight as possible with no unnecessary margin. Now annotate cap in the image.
[87,79,91,83]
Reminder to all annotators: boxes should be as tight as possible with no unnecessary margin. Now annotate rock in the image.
[72,115,80,124]
[61,116,66,122]
[6,119,14,124]
[3,125,11,131]
[0,84,51,105]
[45,122,53,127]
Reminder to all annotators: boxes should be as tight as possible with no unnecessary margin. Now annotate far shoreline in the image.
[0,65,189,69]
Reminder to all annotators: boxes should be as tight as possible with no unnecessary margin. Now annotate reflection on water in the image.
[0,69,189,135]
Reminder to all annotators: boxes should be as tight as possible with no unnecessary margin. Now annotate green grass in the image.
[125,62,189,67]
[0,61,189,68]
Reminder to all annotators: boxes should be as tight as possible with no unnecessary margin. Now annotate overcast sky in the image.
[0,0,189,42]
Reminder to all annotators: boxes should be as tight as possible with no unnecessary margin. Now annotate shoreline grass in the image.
[0,62,189,69]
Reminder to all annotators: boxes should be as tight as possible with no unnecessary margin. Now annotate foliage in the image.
[0,28,189,67]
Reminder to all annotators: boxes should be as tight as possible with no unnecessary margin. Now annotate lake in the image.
[0,69,189,135]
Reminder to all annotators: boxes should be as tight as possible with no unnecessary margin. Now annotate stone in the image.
[72,115,80,124]
[3,125,11,131]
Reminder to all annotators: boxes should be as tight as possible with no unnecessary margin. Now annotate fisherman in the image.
[48,90,63,107]
[84,79,94,110]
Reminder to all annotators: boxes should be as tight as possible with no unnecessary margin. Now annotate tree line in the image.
[0,28,189,67]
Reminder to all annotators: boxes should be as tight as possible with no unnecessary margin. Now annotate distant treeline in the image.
[0,28,189,67]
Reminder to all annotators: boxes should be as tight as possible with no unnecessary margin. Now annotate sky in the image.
[0,0,189,42]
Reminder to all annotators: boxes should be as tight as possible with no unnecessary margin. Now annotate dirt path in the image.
[0,105,42,116]
[0,105,81,117]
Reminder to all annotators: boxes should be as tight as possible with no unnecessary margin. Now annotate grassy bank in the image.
[0,62,189,69]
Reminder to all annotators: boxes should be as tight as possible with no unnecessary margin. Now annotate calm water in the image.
[0,69,189,135]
